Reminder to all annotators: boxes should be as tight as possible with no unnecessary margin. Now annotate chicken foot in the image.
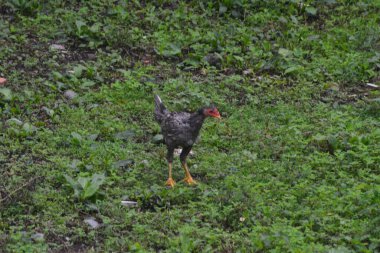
[180,146,197,185]
[165,162,176,187]
[181,162,197,185]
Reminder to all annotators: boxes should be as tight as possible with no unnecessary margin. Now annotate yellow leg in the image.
[165,162,176,187]
[182,163,197,185]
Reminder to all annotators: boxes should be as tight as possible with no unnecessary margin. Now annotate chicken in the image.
[154,95,221,187]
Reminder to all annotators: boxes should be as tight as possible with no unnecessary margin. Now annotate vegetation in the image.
[1,0,379,252]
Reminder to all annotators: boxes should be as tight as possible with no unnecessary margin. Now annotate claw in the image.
[165,178,176,188]
[183,176,197,185]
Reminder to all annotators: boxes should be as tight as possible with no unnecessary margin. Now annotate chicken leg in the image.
[165,148,175,187]
[180,146,197,185]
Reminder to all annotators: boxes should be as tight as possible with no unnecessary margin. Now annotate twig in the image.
[366,83,379,89]
[0,176,43,203]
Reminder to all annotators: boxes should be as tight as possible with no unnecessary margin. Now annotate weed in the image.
[0,1,379,252]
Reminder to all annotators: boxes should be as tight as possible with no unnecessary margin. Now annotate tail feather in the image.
[154,95,168,123]
[154,95,163,109]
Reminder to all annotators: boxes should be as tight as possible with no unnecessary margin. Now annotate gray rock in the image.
[50,44,65,51]
[204,53,223,67]
[87,53,97,60]
[64,90,77,100]
[121,200,138,207]
[31,233,44,242]
[84,217,100,229]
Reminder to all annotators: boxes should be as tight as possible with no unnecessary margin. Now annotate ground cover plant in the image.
[0,0,379,252]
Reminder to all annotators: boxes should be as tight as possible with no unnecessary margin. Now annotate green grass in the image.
[1,0,379,252]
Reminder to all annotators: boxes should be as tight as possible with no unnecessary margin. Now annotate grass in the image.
[0,0,379,252]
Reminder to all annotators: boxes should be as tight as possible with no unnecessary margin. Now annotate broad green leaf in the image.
[152,134,164,144]
[262,41,271,51]
[0,88,12,100]
[313,134,327,141]
[161,43,181,57]
[305,6,317,15]
[73,65,86,77]
[278,48,292,57]
[80,79,95,88]
[78,177,90,189]
[83,173,105,199]
[64,175,81,197]
[181,58,201,67]
[114,130,135,140]
[113,159,134,169]
[233,55,244,62]
[22,123,36,134]
[64,175,76,188]
[71,132,82,141]
[75,20,86,30]
[219,5,227,14]
[52,71,63,80]
[284,65,303,74]
[290,15,298,24]
[90,23,101,33]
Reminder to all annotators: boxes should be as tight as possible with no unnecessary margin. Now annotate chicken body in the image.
[160,111,205,148]
[154,95,220,187]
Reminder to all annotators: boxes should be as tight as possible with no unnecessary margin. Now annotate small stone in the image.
[42,106,54,117]
[204,53,223,67]
[87,53,96,60]
[243,69,252,75]
[50,44,65,50]
[84,217,100,229]
[64,90,77,100]
[0,87,12,100]
[121,200,138,207]
[229,167,238,173]
[87,103,99,110]
[31,233,44,242]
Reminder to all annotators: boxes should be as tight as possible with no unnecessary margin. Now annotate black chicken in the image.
[154,95,221,187]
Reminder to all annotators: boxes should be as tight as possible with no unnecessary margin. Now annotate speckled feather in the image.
[154,95,206,149]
